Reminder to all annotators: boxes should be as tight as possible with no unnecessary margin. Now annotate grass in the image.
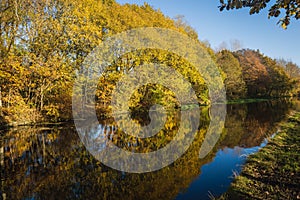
[219,111,300,200]
[225,98,270,105]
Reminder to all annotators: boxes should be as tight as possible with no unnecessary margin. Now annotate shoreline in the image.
[219,111,300,199]
[1,98,296,130]
[0,120,74,130]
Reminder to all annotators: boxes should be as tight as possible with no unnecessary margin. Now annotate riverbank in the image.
[225,98,269,104]
[225,96,298,105]
[1,98,297,129]
[219,111,300,200]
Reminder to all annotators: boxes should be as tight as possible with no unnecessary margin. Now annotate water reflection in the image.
[0,99,297,200]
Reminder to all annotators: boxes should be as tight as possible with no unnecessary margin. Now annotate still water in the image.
[1,100,298,200]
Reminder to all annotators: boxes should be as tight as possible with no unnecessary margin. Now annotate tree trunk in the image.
[8,88,11,108]
[42,133,46,167]
[40,79,45,110]
[0,87,2,115]
[40,87,44,110]
[0,87,2,107]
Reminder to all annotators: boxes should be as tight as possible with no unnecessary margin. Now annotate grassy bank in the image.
[225,98,269,104]
[219,111,300,200]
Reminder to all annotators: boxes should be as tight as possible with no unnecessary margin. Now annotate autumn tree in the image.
[0,0,36,121]
[0,0,297,125]
[284,61,300,78]
[216,50,247,99]
[234,49,270,97]
[261,56,293,97]
[234,49,293,98]
[277,59,300,96]
[0,0,213,124]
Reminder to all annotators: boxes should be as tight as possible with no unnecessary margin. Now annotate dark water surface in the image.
[1,100,298,200]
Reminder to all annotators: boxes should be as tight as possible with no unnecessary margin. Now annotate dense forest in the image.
[1,0,299,125]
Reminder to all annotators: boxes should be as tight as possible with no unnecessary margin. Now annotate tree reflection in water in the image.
[1,99,297,200]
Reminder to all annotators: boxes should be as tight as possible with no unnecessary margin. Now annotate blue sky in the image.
[116,0,300,66]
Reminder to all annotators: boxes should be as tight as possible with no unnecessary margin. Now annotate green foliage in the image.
[96,49,209,116]
[217,50,247,99]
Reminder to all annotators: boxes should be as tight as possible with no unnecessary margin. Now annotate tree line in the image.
[216,49,300,99]
[0,0,299,125]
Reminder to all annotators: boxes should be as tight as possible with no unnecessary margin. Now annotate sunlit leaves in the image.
[233,49,295,97]
[0,0,298,124]
[216,50,247,99]
[219,0,300,28]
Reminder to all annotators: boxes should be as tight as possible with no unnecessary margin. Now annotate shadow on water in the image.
[0,99,298,200]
